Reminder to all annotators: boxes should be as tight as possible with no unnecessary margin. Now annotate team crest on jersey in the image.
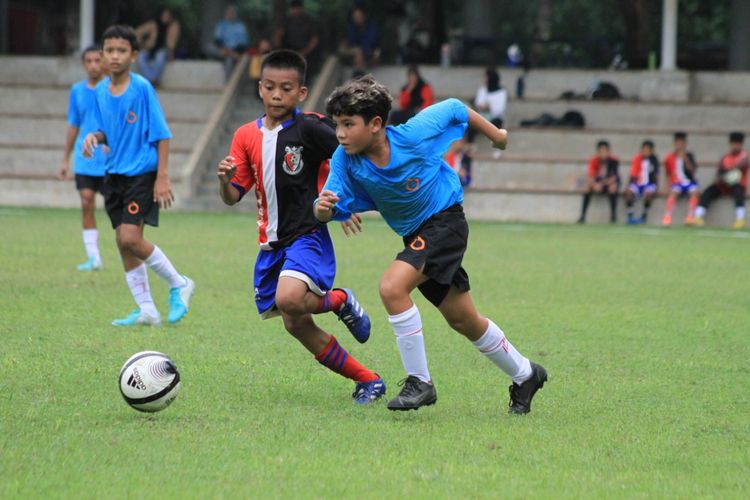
[283,146,304,175]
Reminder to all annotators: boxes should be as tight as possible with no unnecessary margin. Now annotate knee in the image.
[379,276,407,306]
[281,313,311,337]
[275,290,305,317]
[116,232,139,253]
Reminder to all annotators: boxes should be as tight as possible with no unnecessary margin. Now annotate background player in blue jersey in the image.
[315,76,547,414]
[57,45,107,271]
[216,50,385,404]
[82,25,194,327]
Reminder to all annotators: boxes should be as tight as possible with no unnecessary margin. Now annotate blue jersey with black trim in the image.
[68,80,106,176]
[92,73,172,176]
[323,98,468,236]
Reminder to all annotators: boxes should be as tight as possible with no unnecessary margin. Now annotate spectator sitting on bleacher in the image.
[389,65,434,125]
[661,131,699,226]
[445,135,472,187]
[624,140,660,225]
[690,131,749,229]
[274,0,321,79]
[339,5,380,72]
[135,7,181,87]
[211,4,249,81]
[474,68,507,129]
[577,140,620,224]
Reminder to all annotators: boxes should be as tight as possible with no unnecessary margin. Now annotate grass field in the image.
[1,207,749,498]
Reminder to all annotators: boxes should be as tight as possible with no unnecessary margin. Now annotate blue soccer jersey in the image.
[323,98,468,236]
[92,73,172,176]
[68,80,106,176]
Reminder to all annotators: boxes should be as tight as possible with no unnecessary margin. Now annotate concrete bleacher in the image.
[0,55,224,207]
[371,65,750,226]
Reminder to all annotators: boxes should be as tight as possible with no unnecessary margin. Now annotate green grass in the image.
[1,207,749,498]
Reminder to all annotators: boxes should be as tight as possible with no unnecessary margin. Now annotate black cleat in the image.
[387,375,437,411]
[508,362,547,414]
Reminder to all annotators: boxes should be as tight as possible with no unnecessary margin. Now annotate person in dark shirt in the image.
[339,5,380,72]
[274,1,320,77]
[577,140,620,224]
[624,140,659,224]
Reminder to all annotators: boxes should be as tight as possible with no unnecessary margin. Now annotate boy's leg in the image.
[624,187,637,223]
[686,188,699,222]
[731,184,745,229]
[78,186,102,270]
[112,223,160,326]
[642,189,655,222]
[606,181,619,222]
[437,286,546,414]
[663,190,677,225]
[578,190,592,223]
[379,260,437,411]
[694,183,720,223]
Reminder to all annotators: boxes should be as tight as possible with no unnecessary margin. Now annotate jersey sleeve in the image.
[228,126,256,200]
[629,156,640,178]
[145,83,172,143]
[322,148,376,221]
[299,114,339,158]
[474,86,488,109]
[398,98,469,155]
[67,85,80,127]
[587,157,598,177]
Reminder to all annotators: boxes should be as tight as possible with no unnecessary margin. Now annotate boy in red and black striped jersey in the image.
[624,140,659,224]
[577,140,620,224]
[661,131,699,226]
[691,131,749,229]
[216,50,385,404]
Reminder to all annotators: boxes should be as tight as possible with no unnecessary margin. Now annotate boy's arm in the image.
[153,139,175,209]
[58,125,79,179]
[217,155,241,205]
[467,107,507,150]
[82,130,107,158]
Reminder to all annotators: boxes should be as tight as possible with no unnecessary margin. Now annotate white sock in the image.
[472,319,531,384]
[144,245,186,289]
[82,229,100,261]
[736,207,745,220]
[125,264,159,317]
[389,304,431,383]
[695,206,706,218]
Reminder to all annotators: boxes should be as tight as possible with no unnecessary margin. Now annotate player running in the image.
[57,45,107,271]
[83,25,194,326]
[314,76,547,414]
[216,50,385,404]
[624,140,659,225]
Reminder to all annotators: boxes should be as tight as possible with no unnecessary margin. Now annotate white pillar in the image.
[79,0,95,51]
[660,0,678,70]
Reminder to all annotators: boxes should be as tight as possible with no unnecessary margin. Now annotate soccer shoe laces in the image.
[396,376,423,397]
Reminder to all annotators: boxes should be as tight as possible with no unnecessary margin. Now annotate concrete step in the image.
[0,116,204,151]
[0,146,189,177]
[0,86,221,121]
[462,189,746,227]
[504,99,750,131]
[486,128,733,160]
[472,159,722,191]
[0,56,225,91]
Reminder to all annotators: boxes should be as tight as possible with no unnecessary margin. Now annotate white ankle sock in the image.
[472,319,531,384]
[695,206,706,218]
[144,245,186,289]
[82,229,100,261]
[736,207,745,220]
[389,304,431,383]
[125,264,158,317]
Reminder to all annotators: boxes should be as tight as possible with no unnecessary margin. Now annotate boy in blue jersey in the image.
[57,45,106,271]
[82,25,194,327]
[315,76,547,414]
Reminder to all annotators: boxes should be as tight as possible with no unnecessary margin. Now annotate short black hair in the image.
[674,131,687,140]
[730,131,745,143]
[260,49,307,85]
[642,140,655,149]
[596,140,610,149]
[102,25,139,51]
[326,74,392,124]
[81,44,101,60]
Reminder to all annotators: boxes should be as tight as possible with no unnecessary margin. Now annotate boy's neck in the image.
[364,131,390,167]
[87,75,104,88]
[109,71,131,95]
[263,110,296,130]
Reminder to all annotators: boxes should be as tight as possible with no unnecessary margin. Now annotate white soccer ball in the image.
[723,168,742,185]
[118,351,181,412]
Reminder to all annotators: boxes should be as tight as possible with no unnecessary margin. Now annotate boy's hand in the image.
[154,175,175,209]
[217,156,237,184]
[57,159,69,180]
[340,213,363,236]
[491,129,508,150]
[82,133,98,158]
[314,190,340,222]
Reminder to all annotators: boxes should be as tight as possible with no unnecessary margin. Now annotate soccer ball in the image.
[118,351,181,412]
[723,168,742,185]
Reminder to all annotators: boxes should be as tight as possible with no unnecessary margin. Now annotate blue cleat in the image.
[335,288,371,343]
[167,276,195,324]
[352,377,386,404]
[112,308,161,327]
[627,215,641,225]
[77,257,102,271]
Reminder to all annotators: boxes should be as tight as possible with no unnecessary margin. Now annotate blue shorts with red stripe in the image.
[628,182,657,196]
[671,181,699,195]
[253,226,336,319]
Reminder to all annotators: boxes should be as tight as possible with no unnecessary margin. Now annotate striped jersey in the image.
[629,153,659,185]
[663,151,697,184]
[230,110,338,249]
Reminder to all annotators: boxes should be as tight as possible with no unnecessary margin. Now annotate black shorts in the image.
[103,172,159,229]
[396,204,470,307]
[75,174,104,193]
